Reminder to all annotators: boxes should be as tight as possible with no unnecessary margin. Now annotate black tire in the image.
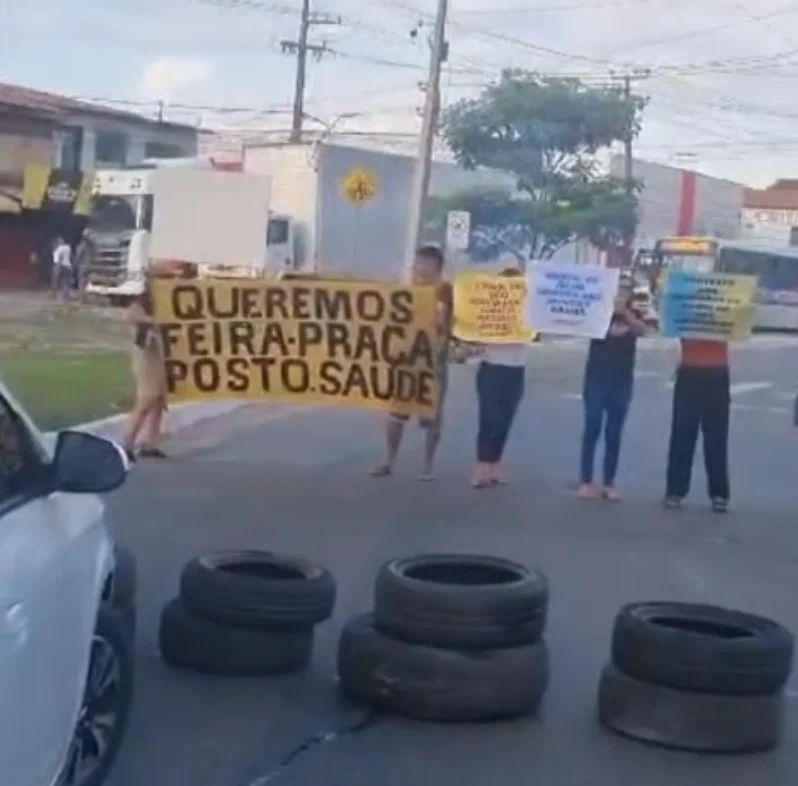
[159,598,313,675]
[111,544,137,608]
[373,554,548,649]
[598,663,783,754]
[179,550,336,629]
[337,614,548,722]
[58,606,135,786]
[612,602,794,695]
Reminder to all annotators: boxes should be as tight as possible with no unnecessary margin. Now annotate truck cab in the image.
[85,165,297,299]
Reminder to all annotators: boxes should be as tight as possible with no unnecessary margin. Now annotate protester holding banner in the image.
[371,245,451,481]
[121,260,192,461]
[577,275,648,501]
[471,268,529,489]
[664,339,731,513]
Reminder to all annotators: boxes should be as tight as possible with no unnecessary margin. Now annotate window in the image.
[267,219,289,246]
[0,397,38,506]
[95,131,128,167]
[145,142,185,159]
[59,126,84,171]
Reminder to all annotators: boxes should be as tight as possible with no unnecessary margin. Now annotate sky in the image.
[3,0,798,186]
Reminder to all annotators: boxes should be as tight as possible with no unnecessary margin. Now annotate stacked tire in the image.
[599,601,795,753]
[338,554,550,721]
[159,550,336,676]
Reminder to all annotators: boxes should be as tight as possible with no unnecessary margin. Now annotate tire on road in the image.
[373,554,548,650]
[612,602,794,695]
[337,613,548,721]
[159,599,313,675]
[179,550,336,629]
[598,663,783,754]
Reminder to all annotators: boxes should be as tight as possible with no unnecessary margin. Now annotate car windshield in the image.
[89,195,138,232]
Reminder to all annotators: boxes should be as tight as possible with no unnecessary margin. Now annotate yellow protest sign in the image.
[452,272,535,343]
[151,278,439,417]
[659,271,757,341]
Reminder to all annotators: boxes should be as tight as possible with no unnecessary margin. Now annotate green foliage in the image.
[440,70,647,260]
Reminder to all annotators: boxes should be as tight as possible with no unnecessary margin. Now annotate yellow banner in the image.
[151,278,440,417]
[453,272,534,343]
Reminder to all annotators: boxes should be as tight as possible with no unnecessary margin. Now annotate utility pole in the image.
[281,2,340,143]
[403,0,449,279]
[612,68,649,266]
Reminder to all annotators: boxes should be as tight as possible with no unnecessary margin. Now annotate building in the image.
[0,82,198,288]
[609,155,744,251]
[740,180,798,246]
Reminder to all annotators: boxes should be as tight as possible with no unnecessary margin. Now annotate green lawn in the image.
[0,350,134,432]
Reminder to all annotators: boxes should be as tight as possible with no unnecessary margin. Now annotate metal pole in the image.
[403,0,448,280]
[289,0,311,144]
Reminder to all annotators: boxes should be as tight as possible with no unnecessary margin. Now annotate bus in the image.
[647,236,798,331]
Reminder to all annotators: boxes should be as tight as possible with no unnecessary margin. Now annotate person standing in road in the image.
[370,244,452,481]
[471,267,528,489]
[121,274,171,461]
[51,236,73,301]
[577,276,648,501]
[664,338,731,513]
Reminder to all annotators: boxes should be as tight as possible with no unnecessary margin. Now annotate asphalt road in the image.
[105,335,798,786]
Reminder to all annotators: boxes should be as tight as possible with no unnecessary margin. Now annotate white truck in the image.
[242,141,516,279]
[84,162,298,301]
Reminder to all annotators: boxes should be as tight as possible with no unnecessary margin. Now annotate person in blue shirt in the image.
[577,276,648,501]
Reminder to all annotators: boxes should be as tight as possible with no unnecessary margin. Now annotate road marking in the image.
[558,393,582,401]
[729,382,772,396]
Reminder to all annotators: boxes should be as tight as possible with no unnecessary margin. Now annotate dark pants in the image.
[580,375,632,486]
[476,362,525,463]
[666,365,730,500]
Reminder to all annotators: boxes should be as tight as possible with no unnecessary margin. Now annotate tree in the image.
[439,69,646,262]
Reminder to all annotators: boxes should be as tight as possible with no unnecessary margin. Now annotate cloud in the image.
[136,56,213,100]
[15,7,56,28]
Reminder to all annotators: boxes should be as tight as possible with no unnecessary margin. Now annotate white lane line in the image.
[729,382,773,396]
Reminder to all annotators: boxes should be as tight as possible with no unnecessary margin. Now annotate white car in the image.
[0,381,135,786]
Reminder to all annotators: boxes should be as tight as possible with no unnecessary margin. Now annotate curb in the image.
[45,400,247,442]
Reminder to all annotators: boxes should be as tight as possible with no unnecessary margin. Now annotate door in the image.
[0,395,107,786]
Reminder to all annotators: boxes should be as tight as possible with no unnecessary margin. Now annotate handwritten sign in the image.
[453,272,534,343]
[526,262,619,338]
[659,271,757,341]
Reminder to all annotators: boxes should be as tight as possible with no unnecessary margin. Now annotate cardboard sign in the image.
[453,272,533,343]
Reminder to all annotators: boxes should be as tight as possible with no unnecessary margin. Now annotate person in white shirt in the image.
[471,267,529,489]
[51,237,73,301]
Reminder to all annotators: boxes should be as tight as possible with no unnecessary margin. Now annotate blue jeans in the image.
[579,376,632,486]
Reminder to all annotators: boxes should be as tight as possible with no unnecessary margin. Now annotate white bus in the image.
[650,236,798,331]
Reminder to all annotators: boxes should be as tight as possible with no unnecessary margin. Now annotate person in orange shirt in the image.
[664,338,730,512]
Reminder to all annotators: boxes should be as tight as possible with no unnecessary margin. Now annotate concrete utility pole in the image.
[612,68,649,265]
[281,1,340,143]
[403,0,449,280]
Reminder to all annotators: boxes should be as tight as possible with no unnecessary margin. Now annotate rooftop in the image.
[744,180,798,211]
[0,81,196,133]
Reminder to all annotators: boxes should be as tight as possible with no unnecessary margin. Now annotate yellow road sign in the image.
[340,167,379,206]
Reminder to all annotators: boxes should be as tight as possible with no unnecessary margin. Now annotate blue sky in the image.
[3,0,798,185]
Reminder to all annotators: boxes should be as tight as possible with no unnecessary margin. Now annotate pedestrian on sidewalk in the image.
[51,236,73,301]
[471,267,528,489]
[577,276,648,501]
[664,338,731,513]
[370,244,452,481]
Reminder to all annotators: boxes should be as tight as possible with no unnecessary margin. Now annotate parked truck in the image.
[84,159,297,301]
[242,141,515,279]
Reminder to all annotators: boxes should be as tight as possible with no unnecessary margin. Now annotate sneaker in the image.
[663,495,683,509]
[711,497,729,514]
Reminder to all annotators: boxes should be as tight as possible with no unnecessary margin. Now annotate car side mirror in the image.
[51,430,130,494]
